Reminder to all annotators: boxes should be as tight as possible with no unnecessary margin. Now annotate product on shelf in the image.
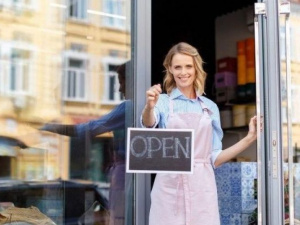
[216,87,236,103]
[214,70,237,103]
[237,37,256,102]
[233,104,247,127]
[246,37,256,100]
[215,72,237,89]
[217,57,237,73]
[246,104,256,123]
[246,37,255,83]
[237,40,247,99]
[220,106,233,129]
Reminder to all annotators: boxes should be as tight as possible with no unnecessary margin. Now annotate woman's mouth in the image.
[179,76,190,81]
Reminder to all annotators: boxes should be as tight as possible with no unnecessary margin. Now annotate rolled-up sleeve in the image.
[140,95,165,128]
[210,103,223,167]
[140,107,159,128]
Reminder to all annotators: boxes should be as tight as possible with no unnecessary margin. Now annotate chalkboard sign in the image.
[126,128,194,174]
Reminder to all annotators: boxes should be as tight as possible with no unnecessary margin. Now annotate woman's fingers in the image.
[249,115,263,133]
[147,84,162,96]
[146,84,161,99]
[145,84,162,109]
[249,116,257,132]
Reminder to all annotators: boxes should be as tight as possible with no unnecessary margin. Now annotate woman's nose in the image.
[181,68,187,74]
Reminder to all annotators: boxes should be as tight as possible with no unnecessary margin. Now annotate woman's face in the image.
[169,53,196,92]
[118,73,126,97]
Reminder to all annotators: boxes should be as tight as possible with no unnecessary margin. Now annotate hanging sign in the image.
[126,128,194,174]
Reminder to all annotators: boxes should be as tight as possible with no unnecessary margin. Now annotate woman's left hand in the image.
[246,115,262,143]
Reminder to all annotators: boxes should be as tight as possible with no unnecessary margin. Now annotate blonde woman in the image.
[142,42,258,225]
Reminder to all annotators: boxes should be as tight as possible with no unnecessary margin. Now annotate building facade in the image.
[0,0,300,225]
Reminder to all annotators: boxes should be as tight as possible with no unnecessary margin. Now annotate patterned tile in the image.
[241,178,255,198]
[229,213,241,225]
[220,213,231,225]
[216,162,258,224]
[230,197,242,213]
[241,163,256,178]
[242,213,252,225]
[229,163,242,178]
[217,179,231,197]
[230,177,241,196]
[218,197,232,214]
[241,199,257,214]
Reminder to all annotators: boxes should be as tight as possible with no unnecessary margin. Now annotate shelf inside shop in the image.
[222,125,248,131]
[224,98,256,105]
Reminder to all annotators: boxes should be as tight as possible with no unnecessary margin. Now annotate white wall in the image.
[215,6,254,60]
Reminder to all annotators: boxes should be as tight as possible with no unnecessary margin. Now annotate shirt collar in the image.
[169,88,203,102]
[169,88,213,115]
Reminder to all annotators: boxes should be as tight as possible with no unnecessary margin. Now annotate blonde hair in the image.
[162,42,207,95]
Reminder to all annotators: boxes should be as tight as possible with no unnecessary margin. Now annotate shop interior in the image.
[151,0,257,162]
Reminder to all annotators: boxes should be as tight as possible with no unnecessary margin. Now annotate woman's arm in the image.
[40,101,127,138]
[40,124,77,136]
[214,116,258,168]
[142,84,162,127]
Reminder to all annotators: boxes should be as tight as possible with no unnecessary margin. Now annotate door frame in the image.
[132,0,152,225]
[255,0,288,224]
[133,0,289,224]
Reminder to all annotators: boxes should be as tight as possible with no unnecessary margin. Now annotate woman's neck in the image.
[178,87,196,99]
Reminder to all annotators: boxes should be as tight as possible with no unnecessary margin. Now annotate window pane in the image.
[10,65,17,90]
[0,1,133,225]
[79,72,85,98]
[109,75,115,100]
[103,0,126,29]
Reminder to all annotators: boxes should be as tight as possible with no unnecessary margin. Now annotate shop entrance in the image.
[149,0,300,225]
[151,1,257,224]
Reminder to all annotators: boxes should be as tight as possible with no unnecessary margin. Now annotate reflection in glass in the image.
[0,0,132,224]
[280,1,300,223]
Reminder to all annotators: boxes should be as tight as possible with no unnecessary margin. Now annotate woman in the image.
[141,42,258,225]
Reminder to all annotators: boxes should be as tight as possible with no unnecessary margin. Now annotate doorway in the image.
[150,1,258,224]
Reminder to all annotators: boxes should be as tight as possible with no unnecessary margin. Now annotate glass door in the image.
[0,1,135,224]
[255,0,300,224]
[279,1,300,224]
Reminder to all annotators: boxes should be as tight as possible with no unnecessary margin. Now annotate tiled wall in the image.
[215,162,257,225]
[215,162,300,225]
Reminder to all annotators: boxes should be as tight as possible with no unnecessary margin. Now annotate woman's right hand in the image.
[145,84,162,110]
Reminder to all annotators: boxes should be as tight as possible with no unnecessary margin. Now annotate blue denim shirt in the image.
[76,100,131,159]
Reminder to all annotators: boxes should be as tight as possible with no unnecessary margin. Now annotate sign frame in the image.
[126,127,194,174]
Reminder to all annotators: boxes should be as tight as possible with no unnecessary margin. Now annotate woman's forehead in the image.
[171,53,193,64]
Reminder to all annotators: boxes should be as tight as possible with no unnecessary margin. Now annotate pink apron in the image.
[149,99,220,225]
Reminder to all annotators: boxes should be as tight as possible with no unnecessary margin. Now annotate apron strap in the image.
[199,100,213,116]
